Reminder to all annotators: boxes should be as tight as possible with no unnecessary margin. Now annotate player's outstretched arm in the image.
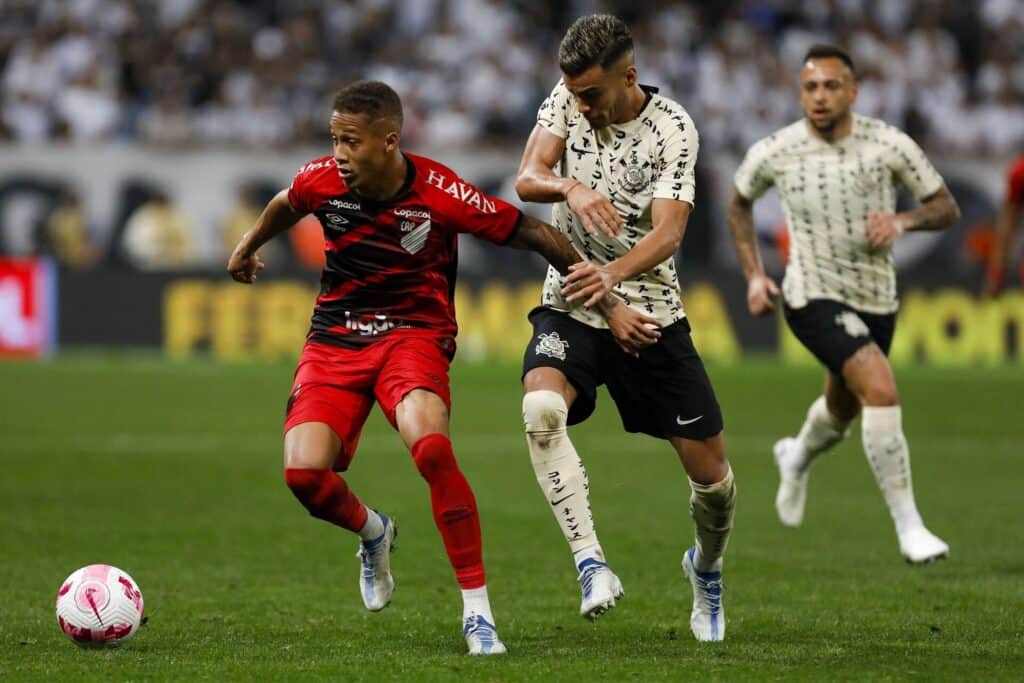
[984,197,1019,297]
[227,189,306,284]
[726,188,779,316]
[515,124,622,237]
[506,213,659,352]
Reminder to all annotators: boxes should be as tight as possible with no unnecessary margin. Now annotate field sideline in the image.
[2,355,1022,681]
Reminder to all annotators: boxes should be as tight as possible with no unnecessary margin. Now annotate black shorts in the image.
[522,306,723,440]
[783,299,896,377]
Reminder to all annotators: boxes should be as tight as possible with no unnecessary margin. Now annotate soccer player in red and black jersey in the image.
[227,81,656,655]
[984,153,1024,296]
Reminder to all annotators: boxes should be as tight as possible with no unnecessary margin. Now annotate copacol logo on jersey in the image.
[535,332,569,361]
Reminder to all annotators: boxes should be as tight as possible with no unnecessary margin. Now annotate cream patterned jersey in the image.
[537,79,698,328]
[734,114,944,314]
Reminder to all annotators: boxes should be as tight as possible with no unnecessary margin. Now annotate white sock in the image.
[461,585,495,623]
[357,508,385,541]
[792,396,850,470]
[523,391,598,553]
[572,542,606,571]
[689,467,736,573]
[861,406,923,535]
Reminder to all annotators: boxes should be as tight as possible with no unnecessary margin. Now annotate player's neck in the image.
[613,84,648,124]
[353,153,408,202]
[806,111,854,143]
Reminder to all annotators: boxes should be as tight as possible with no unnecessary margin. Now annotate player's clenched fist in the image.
[565,181,623,238]
[865,212,905,249]
[227,238,265,284]
[746,274,779,316]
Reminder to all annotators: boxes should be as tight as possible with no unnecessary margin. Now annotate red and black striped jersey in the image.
[287,153,522,349]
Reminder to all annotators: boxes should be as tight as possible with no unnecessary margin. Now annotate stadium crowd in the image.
[2,0,1023,157]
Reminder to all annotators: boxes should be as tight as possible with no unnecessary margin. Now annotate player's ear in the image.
[624,64,637,87]
[384,129,400,151]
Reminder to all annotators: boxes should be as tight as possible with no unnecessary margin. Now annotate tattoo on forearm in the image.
[903,188,960,232]
[727,193,763,278]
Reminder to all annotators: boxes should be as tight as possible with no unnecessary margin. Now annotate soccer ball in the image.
[55,564,145,647]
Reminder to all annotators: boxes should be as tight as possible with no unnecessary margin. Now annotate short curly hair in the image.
[331,80,403,127]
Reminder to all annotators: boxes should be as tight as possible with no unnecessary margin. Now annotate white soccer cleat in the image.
[773,437,809,528]
[355,512,397,611]
[681,547,725,642]
[577,558,624,621]
[462,614,507,655]
[898,526,949,564]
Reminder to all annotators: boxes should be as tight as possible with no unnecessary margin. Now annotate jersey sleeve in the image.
[652,108,699,205]
[1007,157,1024,205]
[889,130,944,200]
[287,163,315,213]
[733,138,776,201]
[435,176,523,245]
[536,79,573,139]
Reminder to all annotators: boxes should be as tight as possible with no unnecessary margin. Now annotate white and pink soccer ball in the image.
[55,564,144,647]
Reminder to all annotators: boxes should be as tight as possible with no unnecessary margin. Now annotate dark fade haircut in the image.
[558,14,633,77]
[803,44,857,77]
[332,80,403,127]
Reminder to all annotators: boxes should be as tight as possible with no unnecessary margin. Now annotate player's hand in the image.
[227,243,265,284]
[866,212,905,249]
[604,300,661,356]
[563,262,621,308]
[747,274,780,316]
[565,182,623,238]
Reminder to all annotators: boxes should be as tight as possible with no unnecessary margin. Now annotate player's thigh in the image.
[283,384,375,471]
[669,432,729,486]
[522,306,603,424]
[605,318,724,442]
[840,342,899,406]
[374,334,454,444]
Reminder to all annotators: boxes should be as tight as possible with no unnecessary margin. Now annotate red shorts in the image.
[283,331,454,471]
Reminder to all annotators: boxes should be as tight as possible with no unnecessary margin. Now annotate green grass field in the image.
[2,355,1022,681]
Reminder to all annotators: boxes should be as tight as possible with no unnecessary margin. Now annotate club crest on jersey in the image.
[619,162,649,193]
[535,332,569,361]
[400,219,431,254]
[835,311,869,338]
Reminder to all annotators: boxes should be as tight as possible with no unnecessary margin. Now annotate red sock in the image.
[284,468,368,532]
[411,433,485,589]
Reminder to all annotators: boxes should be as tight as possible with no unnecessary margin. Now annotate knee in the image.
[858,383,899,407]
[284,467,327,512]
[522,390,568,448]
[411,433,457,482]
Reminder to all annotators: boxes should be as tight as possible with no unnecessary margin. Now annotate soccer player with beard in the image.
[227,80,655,655]
[727,45,961,563]
[515,14,735,642]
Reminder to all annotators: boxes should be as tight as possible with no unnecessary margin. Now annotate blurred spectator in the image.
[40,188,99,268]
[0,0,1021,157]
[121,190,192,269]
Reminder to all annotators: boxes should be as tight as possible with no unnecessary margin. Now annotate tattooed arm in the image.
[866,186,961,248]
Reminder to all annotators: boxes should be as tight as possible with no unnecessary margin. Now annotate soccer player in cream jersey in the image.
[728,45,961,564]
[515,14,735,642]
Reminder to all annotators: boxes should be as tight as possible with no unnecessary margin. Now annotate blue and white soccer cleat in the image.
[355,512,397,611]
[773,437,809,528]
[681,546,725,642]
[462,614,507,655]
[577,558,624,621]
